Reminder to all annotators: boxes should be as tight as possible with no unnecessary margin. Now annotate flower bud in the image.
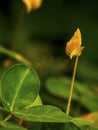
[22,0,43,13]
[66,28,84,59]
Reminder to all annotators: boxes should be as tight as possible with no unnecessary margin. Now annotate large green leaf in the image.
[14,105,71,122]
[0,64,40,112]
[46,77,98,111]
[13,105,95,129]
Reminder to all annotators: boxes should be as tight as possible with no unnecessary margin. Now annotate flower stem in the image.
[0,45,32,66]
[66,56,79,115]
[11,7,25,50]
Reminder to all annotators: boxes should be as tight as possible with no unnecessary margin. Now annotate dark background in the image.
[0,0,98,62]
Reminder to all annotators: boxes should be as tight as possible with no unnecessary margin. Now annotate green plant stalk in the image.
[11,7,25,50]
[0,45,32,66]
[66,56,79,115]
[3,113,12,122]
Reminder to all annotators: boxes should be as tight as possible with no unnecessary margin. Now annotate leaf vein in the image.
[10,68,29,111]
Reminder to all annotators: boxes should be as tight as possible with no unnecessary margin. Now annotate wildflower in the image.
[66,28,84,59]
[22,0,43,13]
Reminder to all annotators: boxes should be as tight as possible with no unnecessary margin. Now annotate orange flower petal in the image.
[22,0,43,13]
[80,112,98,127]
[70,46,84,59]
[66,28,84,59]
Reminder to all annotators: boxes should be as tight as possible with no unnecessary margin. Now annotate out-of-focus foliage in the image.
[0,0,98,129]
[46,77,98,112]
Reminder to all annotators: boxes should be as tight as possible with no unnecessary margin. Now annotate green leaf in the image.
[14,105,94,129]
[0,121,27,130]
[25,95,43,109]
[14,105,71,122]
[0,64,40,112]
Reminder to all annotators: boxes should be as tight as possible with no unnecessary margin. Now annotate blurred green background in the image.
[0,0,98,117]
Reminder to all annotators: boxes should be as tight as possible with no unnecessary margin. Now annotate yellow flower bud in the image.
[65,28,84,59]
[22,0,43,13]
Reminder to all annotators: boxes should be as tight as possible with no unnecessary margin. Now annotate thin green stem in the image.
[0,45,32,66]
[11,7,25,50]
[66,56,79,115]
[3,113,12,122]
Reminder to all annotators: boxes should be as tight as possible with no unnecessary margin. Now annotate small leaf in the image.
[0,121,27,130]
[14,105,71,122]
[0,64,40,112]
[25,95,43,109]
